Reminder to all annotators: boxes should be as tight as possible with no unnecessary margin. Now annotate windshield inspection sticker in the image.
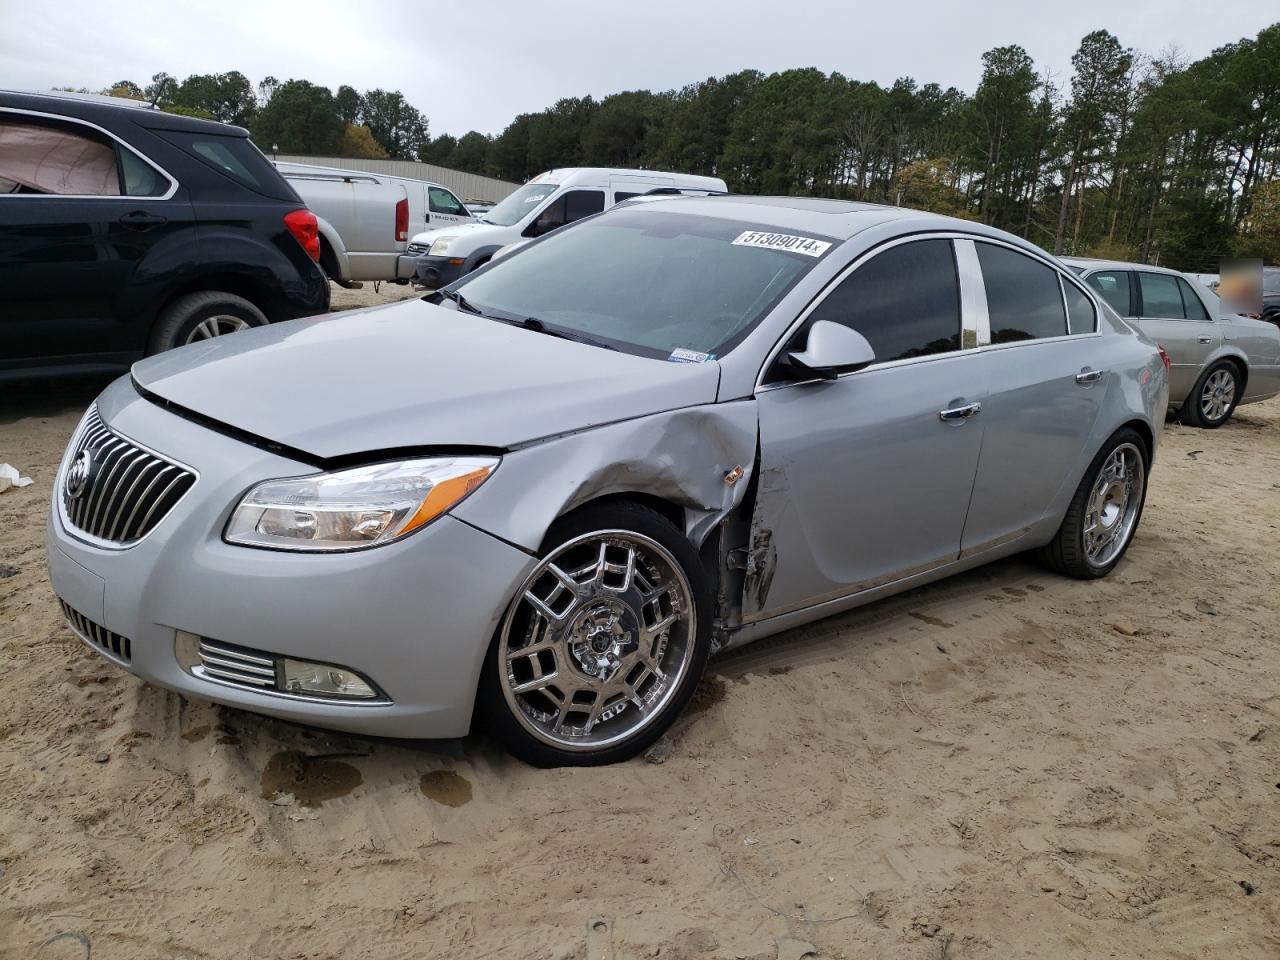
[668,347,716,363]
[732,230,831,258]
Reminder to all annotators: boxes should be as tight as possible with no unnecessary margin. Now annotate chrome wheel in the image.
[184,314,250,344]
[1199,368,1236,422]
[1083,443,1145,568]
[499,530,696,752]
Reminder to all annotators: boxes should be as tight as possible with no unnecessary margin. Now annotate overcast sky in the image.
[0,1,1272,137]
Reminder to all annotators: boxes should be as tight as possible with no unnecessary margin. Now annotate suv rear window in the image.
[158,130,298,201]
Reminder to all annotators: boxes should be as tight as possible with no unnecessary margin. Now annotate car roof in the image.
[532,167,728,191]
[614,194,1053,249]
[0,89,249,137]
[1060,256,1186,277]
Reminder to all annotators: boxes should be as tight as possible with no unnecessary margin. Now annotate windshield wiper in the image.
[511,316,620,353]
[437,288,482,315]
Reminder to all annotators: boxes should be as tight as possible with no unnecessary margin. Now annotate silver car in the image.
[48,198,1169,766]
[1064,258,1280,428]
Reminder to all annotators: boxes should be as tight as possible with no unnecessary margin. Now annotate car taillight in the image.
[1157,345,1171,371]
[395,198,409,242]
[284,209,320,262]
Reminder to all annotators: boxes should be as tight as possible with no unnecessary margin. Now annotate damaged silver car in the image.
[48,196,1169,766]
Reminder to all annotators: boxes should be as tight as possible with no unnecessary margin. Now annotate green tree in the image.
[250,80,343,154]
[173,71,256,126]
[335,85,361,125]
[360,89,429,159]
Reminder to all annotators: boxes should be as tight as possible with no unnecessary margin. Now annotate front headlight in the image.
[225,456,497,552]
[429,236,457,256]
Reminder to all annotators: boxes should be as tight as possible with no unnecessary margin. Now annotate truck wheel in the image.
[148,292,268,355]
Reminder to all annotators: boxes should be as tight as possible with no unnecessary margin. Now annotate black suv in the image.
[0,91,329,379]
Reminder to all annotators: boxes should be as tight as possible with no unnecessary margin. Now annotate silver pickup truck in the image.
[276,161,474,286]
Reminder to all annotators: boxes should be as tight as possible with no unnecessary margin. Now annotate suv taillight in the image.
[284,209,320,262]
[395,198,409,242]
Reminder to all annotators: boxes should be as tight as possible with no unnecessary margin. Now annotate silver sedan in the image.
[1064,257,1280,428]
[48,197,1168,766]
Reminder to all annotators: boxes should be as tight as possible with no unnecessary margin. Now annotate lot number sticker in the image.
[732,231,831,258]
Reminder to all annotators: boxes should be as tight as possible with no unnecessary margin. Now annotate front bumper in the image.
[46,378,536,739]
[412,254,468,289]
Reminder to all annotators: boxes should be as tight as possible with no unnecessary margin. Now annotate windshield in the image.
[451,207,832,359]
[481,182,560,226]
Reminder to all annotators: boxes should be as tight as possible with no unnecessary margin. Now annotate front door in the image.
[746,237,986,622]
[427,185,472,227]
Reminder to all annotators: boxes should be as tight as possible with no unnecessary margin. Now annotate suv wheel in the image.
[148,291,268,355]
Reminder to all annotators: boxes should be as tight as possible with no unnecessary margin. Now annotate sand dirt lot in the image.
[2,287,1279,958]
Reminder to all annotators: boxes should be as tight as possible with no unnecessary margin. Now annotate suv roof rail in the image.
[8,89,156,110]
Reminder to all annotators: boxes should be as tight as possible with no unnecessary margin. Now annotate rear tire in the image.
[148,291,268,355]
[1039,427,1148,580]
[478,502,712,767]
[1180,359,1241,428]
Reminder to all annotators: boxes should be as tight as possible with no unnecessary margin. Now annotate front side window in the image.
[452,207,828,359]
[480,181,560,226]
[428,185,467,216]
[977,243,1067,342]
[0,118,120,195]
[1138,272,1186,319]
[1086,270,1131,316]
[614,191,640,204]
[529,189,606,236]
[1064,281,1097,334]
[805,239,961,363]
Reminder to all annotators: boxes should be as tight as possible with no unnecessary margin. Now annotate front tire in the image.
[148,291,268,355]
[1039,428,1148,580]
[479,502,712,767]
[1181,360,1240,428]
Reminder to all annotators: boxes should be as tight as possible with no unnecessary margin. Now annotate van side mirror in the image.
[784,321,876,380]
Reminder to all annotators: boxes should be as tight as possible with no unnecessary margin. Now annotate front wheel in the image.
[1181,360,1240,428]
[479,503,712,766]
[1039,428,1148,580]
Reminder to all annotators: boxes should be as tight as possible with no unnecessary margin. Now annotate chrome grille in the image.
[61,600,132,662]
[406,241,428,256]
[195,638,278,689]
[61,406,195,546]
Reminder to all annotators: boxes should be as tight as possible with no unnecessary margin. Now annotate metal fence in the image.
[274,155,520,203]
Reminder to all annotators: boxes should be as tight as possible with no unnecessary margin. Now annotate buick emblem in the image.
[66,449,94,500]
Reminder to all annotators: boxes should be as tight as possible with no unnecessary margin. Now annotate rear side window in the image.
[1064,281,1097,334]
[1086,271,1131,316]
[0,118,119,195]
[808,238,961,363]
[1177,277,1210,321]
[119,148,167,197]
[977,243,1067,342]
[428,185,467,215]
[1138,272,1185,319]
[158,130,296,200]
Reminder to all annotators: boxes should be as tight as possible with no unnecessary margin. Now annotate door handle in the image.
[118,210,167,230]
[1075,368,1105,384]
[1197,336,1212,344]
[939,402,981,422]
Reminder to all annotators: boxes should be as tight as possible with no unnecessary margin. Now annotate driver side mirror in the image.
[784,320,876,380]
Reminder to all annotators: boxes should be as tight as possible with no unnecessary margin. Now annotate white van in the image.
[405,167,727,287]
[277,161,473,285]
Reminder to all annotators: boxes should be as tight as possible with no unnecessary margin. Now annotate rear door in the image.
[1134,270,1219,402]
[0,110,190,367]
[960,240,1105,555]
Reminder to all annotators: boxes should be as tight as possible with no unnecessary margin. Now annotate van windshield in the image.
[450,207,832,360]
[481,182,559,226]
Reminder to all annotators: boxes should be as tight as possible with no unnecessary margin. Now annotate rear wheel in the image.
[480,503,711,766]
[148,291,267,355]
[1039,428,1148,580]
[1181,360,1241,428]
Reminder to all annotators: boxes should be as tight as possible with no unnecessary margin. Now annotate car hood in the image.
[130,299,721,459]
[409,221,505,246]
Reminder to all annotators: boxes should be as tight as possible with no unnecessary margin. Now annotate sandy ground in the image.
[2,286,1279,958]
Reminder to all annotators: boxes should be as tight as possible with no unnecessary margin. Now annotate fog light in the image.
[281,658,378,699]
